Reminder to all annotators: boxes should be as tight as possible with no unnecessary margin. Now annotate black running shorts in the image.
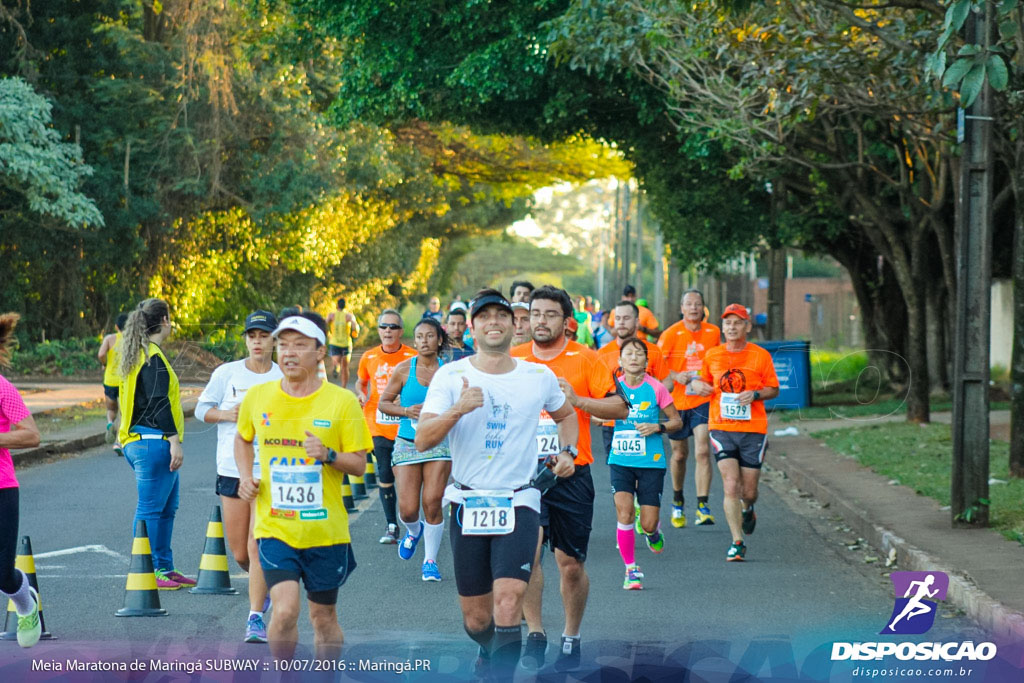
[609,464,666,508]
[449,504,539,598]
[539,465,595,562]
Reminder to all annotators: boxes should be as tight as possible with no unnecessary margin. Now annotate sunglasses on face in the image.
[378,324,402,330]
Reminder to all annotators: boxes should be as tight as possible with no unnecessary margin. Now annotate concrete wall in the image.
[991,279,1014,369]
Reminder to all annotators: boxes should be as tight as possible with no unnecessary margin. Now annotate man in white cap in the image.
[235,310,373,660]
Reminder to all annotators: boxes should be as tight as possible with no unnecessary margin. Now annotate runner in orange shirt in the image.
[511,286,628,670]
[356,309,417,544]
[596,300,671,460]
[690,303,779,562]
[657,289,721,528]
[610,285,661,341]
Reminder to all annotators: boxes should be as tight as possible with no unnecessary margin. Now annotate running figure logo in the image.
[881,571,949,635]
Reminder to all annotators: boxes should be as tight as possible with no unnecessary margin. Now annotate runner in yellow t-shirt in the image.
[235,311,372,661]
[326,297,360,387]
[97,312,127,452]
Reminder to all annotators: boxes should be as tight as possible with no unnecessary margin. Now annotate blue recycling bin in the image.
[757,340,811,410]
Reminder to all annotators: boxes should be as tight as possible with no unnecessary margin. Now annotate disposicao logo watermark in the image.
[830,571,997,664]
[882,571,949,635]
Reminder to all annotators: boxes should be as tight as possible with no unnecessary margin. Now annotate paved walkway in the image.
[767,413,1024,642]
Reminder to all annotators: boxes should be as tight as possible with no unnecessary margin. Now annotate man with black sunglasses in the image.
[356,310,416,543]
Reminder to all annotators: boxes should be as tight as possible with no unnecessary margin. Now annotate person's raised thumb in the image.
[462,377,470,389]
[305,430,316,438]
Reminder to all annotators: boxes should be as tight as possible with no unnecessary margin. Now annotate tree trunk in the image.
[925,274,948,393]
[1010,167,1024,478]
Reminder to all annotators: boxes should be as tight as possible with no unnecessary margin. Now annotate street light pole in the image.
[951,0,993,528]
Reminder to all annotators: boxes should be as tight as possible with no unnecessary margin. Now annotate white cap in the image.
[272,316,326,345]
[449,301,468,312]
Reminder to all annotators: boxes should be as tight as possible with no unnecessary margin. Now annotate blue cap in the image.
[244,310,278,333]
[469,294,513,320]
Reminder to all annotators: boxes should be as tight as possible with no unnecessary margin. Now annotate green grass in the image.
[813,422,1024,545]
[33,401,108,436]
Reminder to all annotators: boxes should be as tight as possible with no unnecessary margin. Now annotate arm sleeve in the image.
[338,393,373,452]
[652,379,674,409]
[135,355,178,435]
[542,368,568,414]
[357,354,370,382]
[0,377,31,426]
[421,367,455,416]
[650,347,670,381]
[587,356,616,399]
[194,364,227,423]
[236,387,257,441]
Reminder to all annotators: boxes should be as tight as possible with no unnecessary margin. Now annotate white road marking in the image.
[34,545,127,562]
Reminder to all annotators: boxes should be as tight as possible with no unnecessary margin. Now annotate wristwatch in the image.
[753,391,762,402]
[325,448,338,465]
[657,423,667,434]
[559,445,578,458]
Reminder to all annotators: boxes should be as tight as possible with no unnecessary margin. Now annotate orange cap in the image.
[721,303,750,320]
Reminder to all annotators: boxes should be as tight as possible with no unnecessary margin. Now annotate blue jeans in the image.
[123,428,179,570]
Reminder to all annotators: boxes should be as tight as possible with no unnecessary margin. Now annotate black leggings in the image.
[0,487,20,594]
[372,436,396,485]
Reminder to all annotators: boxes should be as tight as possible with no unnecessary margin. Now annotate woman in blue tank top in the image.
[378,318,452,582]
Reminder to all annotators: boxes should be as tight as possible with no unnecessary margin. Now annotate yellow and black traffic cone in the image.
[115,520,167,617]
[351,473,368,500]
[190,505,238,595]
[342,474,356,512]
[1,536,54,640]
[364,452,378,489]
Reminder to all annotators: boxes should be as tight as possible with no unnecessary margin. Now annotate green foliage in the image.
[0,77,103,227]
[7,338,102,376]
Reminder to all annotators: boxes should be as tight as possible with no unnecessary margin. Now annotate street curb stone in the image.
[772,437,1024,642]
[14,400,198,468]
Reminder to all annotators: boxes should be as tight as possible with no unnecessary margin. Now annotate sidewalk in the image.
[11,382,202,467]
[768,412,1024,642]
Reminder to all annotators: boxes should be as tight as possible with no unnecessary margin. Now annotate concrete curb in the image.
[14,400,198,468]
[771,443,1024,642]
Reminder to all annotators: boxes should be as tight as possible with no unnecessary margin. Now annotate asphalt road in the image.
[0,415,987,681]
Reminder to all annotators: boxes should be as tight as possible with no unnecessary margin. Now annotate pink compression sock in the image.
[617,523,635,566]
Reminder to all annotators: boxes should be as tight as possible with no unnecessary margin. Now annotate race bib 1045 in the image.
[612,429,646,456]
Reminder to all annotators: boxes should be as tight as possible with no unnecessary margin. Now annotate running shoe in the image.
[244,613,268,643]
[742,507,757,535]
[521,631,547,670]
[726,541,747,562]
[695,502,716,525]
[670,505,686,528]
[398,526,423,560]
[634,499,642,534]
[164,570,196,586]
[379,524,399,544]
[154,569,181,590]
[421,560,442,582]
[555,635,581,672]
[105,422,117,444]
[646,531,665,554]
[113,445,123,458]
[623,566,643,590]
[16,588,41,648]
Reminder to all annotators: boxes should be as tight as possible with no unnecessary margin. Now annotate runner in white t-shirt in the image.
[417,289,578,679]
[195,310,283,643]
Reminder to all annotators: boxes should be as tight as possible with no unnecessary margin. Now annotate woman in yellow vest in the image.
[117,298,193,590]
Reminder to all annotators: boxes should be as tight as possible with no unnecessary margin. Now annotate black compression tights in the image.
[0,487,20,594]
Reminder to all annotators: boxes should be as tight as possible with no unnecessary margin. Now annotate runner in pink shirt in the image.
[0,313,43,647]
